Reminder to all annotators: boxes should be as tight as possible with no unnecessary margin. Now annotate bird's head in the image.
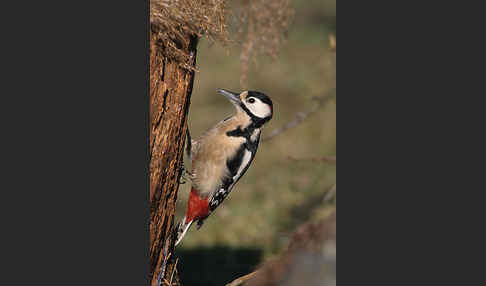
[217,88,273,126]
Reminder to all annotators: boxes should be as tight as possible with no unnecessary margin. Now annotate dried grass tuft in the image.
[150,0,230,67]
[150,0,293,82]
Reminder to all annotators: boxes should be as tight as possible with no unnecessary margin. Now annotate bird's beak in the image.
[217,88,241,105]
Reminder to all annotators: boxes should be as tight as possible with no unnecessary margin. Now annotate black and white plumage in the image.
[175,88,273,246]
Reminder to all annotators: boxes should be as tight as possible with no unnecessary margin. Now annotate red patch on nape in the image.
[185,188,209,224]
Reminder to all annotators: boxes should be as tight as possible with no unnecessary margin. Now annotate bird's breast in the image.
[191,133,246,197]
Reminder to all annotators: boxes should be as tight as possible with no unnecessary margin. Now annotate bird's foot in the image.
[178,162,187,185]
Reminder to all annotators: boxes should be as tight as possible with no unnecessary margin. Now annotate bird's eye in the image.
[248,98,255,104]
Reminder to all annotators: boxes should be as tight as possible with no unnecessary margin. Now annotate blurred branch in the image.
[237,0,294,89]
[239,6,254,90]
[245,212,336,286]
[262,91,335,142]
[226,270,259,286]
[287,155,336,164]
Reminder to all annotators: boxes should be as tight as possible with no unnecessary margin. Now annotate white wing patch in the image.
[251,129,261,142]
[234,150,252,182]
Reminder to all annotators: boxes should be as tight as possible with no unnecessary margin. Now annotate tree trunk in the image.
[149,31,198,286]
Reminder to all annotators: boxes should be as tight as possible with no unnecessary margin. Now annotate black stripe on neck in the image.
[226,124,253,140]
[239,104,270,128]
[227,124,260,153]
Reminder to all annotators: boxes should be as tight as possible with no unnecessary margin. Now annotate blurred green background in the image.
[175,1,335,284]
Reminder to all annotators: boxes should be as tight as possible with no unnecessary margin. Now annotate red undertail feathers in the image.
[185,187,209,224]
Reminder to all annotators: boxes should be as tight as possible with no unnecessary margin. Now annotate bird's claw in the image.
[178,162,187,184]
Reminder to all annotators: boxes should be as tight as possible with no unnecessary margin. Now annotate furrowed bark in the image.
[149,30,198,286]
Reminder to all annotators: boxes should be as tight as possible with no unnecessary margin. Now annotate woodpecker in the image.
[175,88,273,246]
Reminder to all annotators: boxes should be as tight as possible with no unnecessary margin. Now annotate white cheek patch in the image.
[246,98,272,118]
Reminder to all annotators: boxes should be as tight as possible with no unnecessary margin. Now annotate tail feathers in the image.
[175,188,210,246]
[175,216,193,246]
